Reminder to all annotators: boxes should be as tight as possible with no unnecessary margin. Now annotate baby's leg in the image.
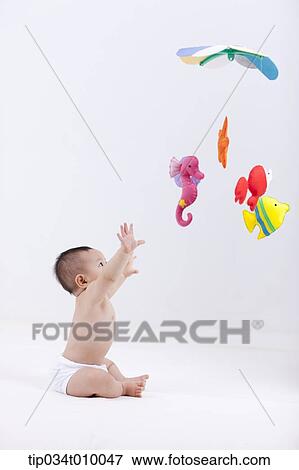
[104,358,149,383]
[66,367,144,398]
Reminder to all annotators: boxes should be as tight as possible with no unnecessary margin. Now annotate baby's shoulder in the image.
[76,286,109,311]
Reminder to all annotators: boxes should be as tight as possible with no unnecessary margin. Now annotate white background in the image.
[1,0,298,331]
[0,0,298,450]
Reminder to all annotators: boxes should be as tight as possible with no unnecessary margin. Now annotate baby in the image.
[52,223,148,398]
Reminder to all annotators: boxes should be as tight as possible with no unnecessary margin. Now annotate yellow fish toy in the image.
[243,196,290,239]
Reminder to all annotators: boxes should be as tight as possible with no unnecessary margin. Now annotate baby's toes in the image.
[135,381,144,397]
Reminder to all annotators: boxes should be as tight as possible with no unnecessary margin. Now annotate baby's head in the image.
[54,246,107,296]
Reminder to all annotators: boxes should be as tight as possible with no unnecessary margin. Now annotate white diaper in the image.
[52,355,107,394]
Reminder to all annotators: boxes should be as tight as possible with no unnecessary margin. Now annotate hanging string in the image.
[193,25,276,156]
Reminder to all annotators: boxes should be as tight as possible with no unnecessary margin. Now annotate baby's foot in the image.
[122,380,144,398]
[124,374,149,383]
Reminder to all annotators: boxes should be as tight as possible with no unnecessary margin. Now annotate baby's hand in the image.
[117,223,145,254]
[123,255,138,278]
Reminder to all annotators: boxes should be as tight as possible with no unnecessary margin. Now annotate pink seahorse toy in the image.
[169,155,205,227]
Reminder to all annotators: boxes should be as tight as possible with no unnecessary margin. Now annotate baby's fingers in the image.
[117,233,123,243]
[120,225,125,238]
[137,240,145,247]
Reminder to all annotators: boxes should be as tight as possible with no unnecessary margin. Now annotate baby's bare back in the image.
[63,291,115,365]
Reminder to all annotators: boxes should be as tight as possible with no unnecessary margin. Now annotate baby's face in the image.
[82,249,107,283]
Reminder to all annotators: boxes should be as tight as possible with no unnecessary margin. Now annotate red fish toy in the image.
[234,165,272,211]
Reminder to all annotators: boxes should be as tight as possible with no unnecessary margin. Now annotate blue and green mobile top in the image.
[176,45,278,80]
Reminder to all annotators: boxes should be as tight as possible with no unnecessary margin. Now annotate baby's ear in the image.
[75,274,88,289]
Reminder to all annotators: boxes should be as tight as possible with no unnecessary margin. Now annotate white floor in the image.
[1,324,298,449]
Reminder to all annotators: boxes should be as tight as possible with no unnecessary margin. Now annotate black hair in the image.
[54,246,92,294]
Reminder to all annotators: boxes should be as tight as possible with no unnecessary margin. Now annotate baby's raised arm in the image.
[106,254,139,299]
[88,223,144,303]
